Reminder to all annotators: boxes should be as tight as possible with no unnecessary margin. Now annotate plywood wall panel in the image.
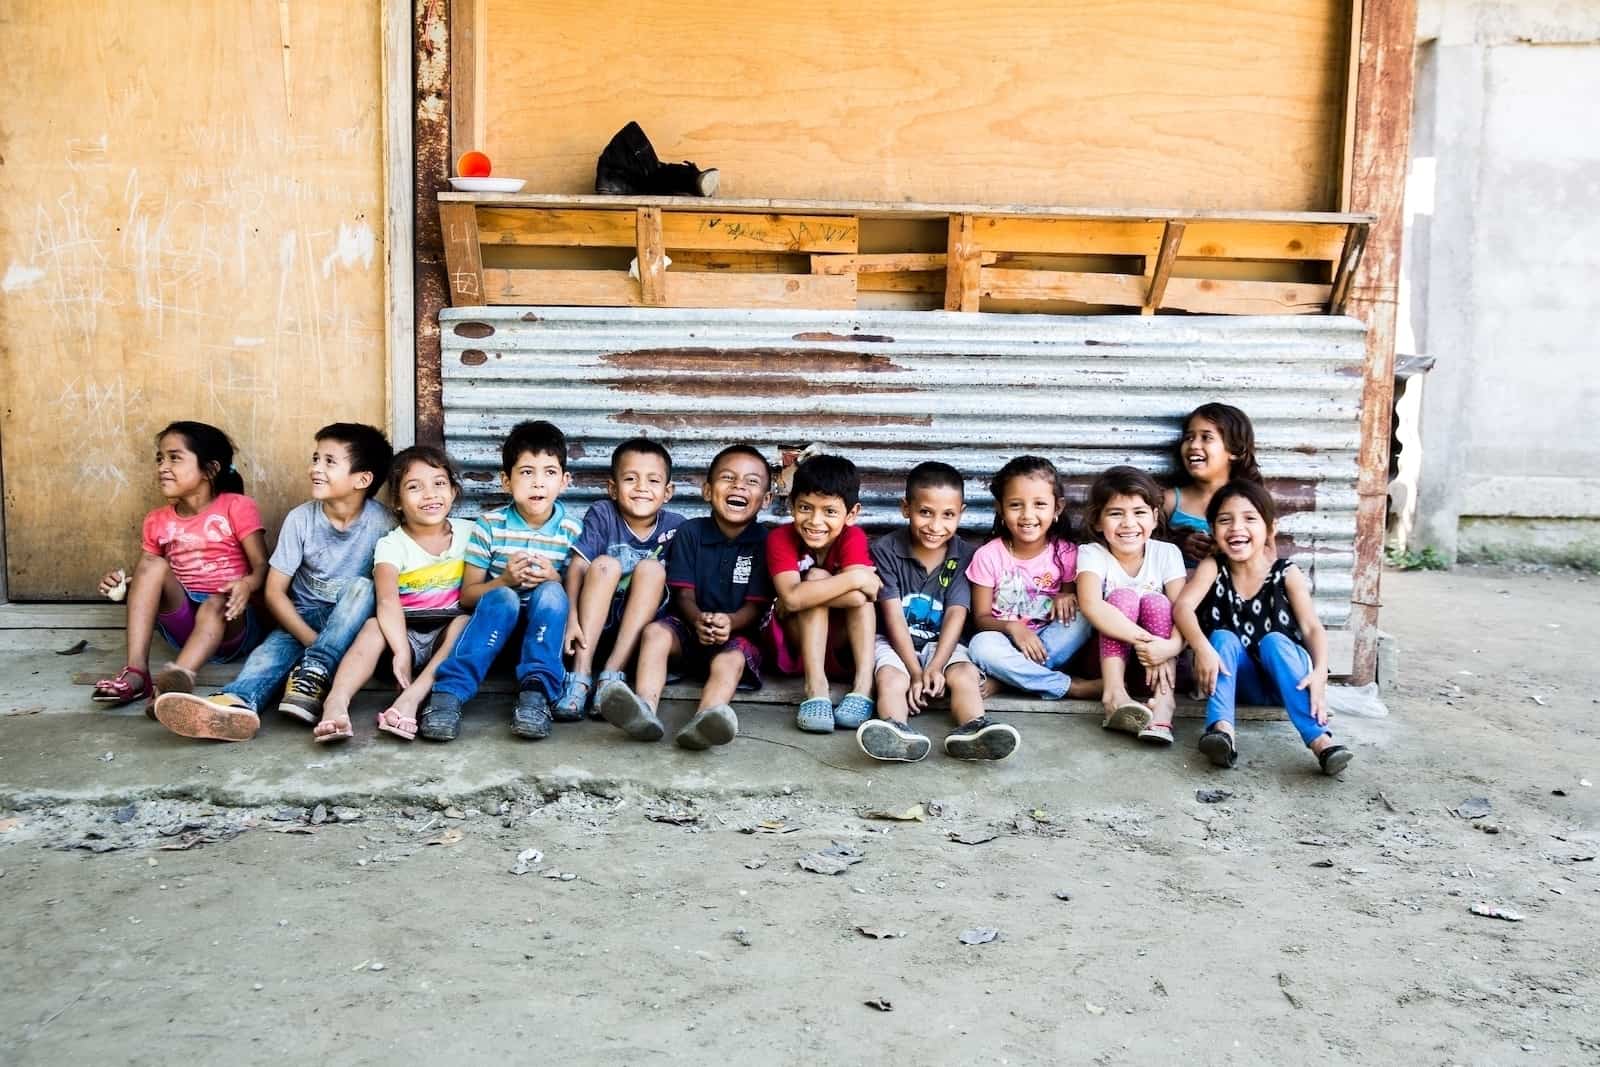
[0,1,386,599]
[482,0,1349,211]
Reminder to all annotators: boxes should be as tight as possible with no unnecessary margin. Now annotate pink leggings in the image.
[1098,589,1174,661]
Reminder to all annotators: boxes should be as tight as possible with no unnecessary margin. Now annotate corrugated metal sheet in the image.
[440,308,1365,626]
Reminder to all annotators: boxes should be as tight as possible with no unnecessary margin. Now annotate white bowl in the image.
[448,177,526,192]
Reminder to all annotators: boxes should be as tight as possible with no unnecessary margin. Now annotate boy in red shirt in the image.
[765,454,880,733]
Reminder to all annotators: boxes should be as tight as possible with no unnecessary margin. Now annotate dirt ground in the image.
[2,565,1598,1066]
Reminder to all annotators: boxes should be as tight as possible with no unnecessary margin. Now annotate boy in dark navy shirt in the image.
[596,444,774,749]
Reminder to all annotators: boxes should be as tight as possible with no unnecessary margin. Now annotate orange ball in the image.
[456,151,491,178]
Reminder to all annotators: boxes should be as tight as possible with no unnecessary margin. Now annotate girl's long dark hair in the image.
[156,421,243,495]
[1172,402,1263,485]
[988,455,1074,545]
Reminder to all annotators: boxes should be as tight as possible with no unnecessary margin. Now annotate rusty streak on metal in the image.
[1345,0,1418,683]
[453,321,495,339]
[616,410,936,432]
[615,375,910,398]
[792,331,895,344]
[599,348,905,375]
[413,0,450,447]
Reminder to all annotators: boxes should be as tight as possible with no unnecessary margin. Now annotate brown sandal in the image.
[92,666,152,707]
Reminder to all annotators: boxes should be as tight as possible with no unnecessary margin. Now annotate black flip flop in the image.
[1317,744,1354,777]
[1198,726,1237,768]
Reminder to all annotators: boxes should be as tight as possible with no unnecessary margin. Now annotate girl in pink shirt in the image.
[966,456,1100,702]
[92,422,269,708]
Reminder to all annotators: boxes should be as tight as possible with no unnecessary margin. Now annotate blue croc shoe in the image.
[796,697,834,734]
[553,672,591,723]
[833,692,874,730]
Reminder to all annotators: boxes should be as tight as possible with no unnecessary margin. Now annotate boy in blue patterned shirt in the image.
[419,420,582,742]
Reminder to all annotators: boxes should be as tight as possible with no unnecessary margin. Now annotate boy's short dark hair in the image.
[316,422,394,500]
[905,461,964,501]
[790,454,860,510]
[707,443,771,488]
[611,436,673,480]
[502,420,568,473]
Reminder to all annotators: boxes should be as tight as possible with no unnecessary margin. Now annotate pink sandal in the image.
[92,666,152,708]
[376,706,418,741]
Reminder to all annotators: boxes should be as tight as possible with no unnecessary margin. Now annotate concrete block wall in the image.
[1404,0,1600,568]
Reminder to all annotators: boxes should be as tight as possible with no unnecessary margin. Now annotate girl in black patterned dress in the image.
[1173,480,1353,776]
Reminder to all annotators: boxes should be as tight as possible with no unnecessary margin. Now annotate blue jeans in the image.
[968,616,1093,699]
[223,578,375,712]
[433,582,569,702]
[1205,630,1329,746]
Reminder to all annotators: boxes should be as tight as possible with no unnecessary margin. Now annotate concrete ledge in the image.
[64,665,1291,721]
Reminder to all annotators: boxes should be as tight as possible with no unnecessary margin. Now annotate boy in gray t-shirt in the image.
[857,462,1019,764]
[151,424,394,742]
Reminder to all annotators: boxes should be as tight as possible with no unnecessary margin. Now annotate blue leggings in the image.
[1205,630,1329,746]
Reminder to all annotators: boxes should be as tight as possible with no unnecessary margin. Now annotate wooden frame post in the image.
[943,214,980,312]
[382,0,416,447]
[413,0,451,447]
[1346,0,1417,684]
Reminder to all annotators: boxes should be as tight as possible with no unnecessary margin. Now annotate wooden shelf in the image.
[438,195,1372,317]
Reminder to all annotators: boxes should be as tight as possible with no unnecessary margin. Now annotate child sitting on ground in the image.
[1163,402,1263,566]
[764,454,880,734]
[966,456,1098,703]
[418,420,583,742]
[312,446,473,743]
[598,444,773,749]
[153,423,394,741]
[857,462,1016,763]
[94,421,269,709]
[1173,479,1351,776]
[1076,465,1188,746]
[559,437,685,720]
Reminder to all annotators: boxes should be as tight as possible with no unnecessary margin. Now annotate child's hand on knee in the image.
[1050,591,1078,623]
[919,667,947,703]
[1007,622,1047,664]
[222,578,252,621]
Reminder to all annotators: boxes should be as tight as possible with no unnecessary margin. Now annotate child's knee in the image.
[640,620,673,649]
[708,647,745,676]
[631,558,665,582]
[1105,587,1139,617]
[967,631,1008,661]
[1208,629,1241,656]
[946,661,982,689]
[875,666,910,694]
[588,555,623,583]
[802,566,833,582]
[527,580,568,611]
[195,595,228,621]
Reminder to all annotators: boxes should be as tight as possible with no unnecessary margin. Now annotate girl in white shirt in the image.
[1076,466,1188,744]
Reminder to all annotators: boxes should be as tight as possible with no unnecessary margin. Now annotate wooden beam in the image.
[943,214,980,311]
[1142,220,1185,314]
[663,272,856,310]
[1344,0,1417,683]
[438,203,485,305]
[1161,277,1332,316]
[381,0,415,447]
[664,213,858,253]
[439,193,1375,227]
[412,0,451,446]
[812,252,948,275]
[974,217,1163,257]
[482,269,857,310]
[447,0,486,157]
[1328,222,1369,313]
[1339,0,1366,212]
[980,268,1145,307]
[476,207,637,247]
[1178,221,1347,262]
[636,206,666,306]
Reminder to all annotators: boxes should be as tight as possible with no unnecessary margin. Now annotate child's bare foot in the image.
[313,707,354,744]
[979,676,1003,700]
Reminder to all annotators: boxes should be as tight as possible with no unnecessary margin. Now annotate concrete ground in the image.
[1,565,1597,1065]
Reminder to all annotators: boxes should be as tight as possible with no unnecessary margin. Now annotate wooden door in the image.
[0,0,387,599]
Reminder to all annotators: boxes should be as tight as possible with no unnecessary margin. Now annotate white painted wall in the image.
[1406,0,1600,566]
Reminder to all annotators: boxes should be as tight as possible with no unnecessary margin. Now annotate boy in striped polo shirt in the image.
[419,420,583,741]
